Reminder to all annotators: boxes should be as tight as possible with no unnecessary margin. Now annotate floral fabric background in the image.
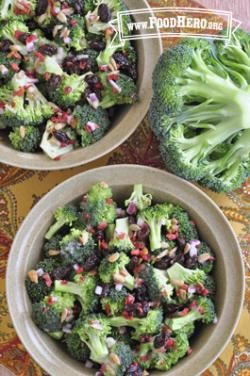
[0,0,250,375]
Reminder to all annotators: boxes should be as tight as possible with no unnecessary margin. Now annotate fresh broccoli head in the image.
[59,228,96,265]
[167,262,206,285]
[165,297,216,330]
[25,258,58,302]
[0,0,36,20]
[9,125,42,152]
[150,35,250,191]
[1,71,54,127]
[64,329,90,362]
[100,72,137,109]
[73,104,110,147]
[108,309,163,340]
[0,52,21,83]
[109,217,135,253]
[125,184,152,212]
[76,314,111,363]
[101,287,128,316]
[55,272,98,314]
[45,204,78,240]
[86,181,113,203]
[102,342,134,376]
[139,264,174,304]
[99,252,135,290]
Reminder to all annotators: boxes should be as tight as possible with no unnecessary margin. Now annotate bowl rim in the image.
[6,165,245,376]
[0,0,163,171]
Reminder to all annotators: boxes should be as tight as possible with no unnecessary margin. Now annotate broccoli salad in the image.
[0,0,138,159]
[26,182,217,375]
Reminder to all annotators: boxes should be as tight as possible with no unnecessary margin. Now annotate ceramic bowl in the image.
[7,165,244,376]
[0,0,162,170]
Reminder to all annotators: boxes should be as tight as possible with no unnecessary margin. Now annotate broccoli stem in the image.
[148,218,162,251]
[45,219,66,240]
[55,280,81,296]
[83,333,109,363]
[166,311,201,331]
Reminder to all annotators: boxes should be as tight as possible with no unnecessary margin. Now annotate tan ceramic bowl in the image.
[0,1,162,170]
[7,165,244,376]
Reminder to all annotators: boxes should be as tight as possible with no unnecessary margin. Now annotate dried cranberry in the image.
[17,32,29,44]
[98,3,112,23]
[49,74,62,88]
[52,265,72,280]
[35,0,48,16]
[84,254,100,271]
[53,130,70,144]
[89,40,106,52]
[137,223,150,241]
[0,39,11,52]
[39,44,58,56]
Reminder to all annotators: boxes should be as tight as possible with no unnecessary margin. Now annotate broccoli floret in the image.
[59,228,96,265]
[9,125,41,152]
[169,205,198,242]
[43,234,63,258]
[197,242,215,273]
[125,184,152,212]
[102,342,134,376]
[101,287,128,316]
[0,52,21,83]
[76,314,111,363]
[40,120,77,160]
[96,32,124,68]
[178,322,196,338]
[108,309,163,340]
[203,275,216,297]
[150,35,250,191]
[100,72,137,109]
[138,204,172,252]
[99,252,135,291]
[27,54,64,77]
[25,258,58,302]
[165,297,215,330]
[139,264,174,304]
[45,204,78,240]
[0,20,30,54]
[54,15,87,51]
[48,72,91,109]
[73,104,110,147]
[32,291,75,338]
[64,329,90,362]
[152,333,189,371]
[86,181,113,203]
[167,262,206,285]
[55,272,98,314]
[0,1,36,21]
[109,217,135,253]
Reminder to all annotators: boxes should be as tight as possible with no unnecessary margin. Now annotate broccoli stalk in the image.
[99,252,135,290]
[125,184,152,211]
[109,217,135,253]
[45,204,78,240]
[108,309,163,340]
[55,273,98,314]
[167,262,206,285]
[76,314,111,364]
[165,297,216,330]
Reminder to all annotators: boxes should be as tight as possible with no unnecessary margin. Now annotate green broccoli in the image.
[54,15,87,51]
[0,0,36,20]
[167,262,206,285]
[48,72,91,109]
[43,234,63,258]
[96,32,124,68]
[165,297,216,330]
[76,314,111,363]
[99,252,135,290]
[0,20,31,54]
[138,204,172,251]
[101,287,128,316]
[139,264,174,304]
[64,329,90,362]
[86,181,113,203]
[0,52,21,83]
[169,205,198,242]
[108,309,163,340]
[150,34,250,191]
[73,104,110,147]
[125,184,152,211]
[100,72,137,109]
[59,228,96,265]
[45,204,78,240]
[9,125,42,152]
[203,275,216,297]
[197,242,215,273]
[25,258,58,303]
[55,272,98,314]
[32,291,75,339]
[102,342,134,376]
[109,217,135,253]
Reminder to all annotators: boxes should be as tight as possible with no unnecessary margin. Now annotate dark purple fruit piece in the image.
[35,0,48,16]
[98,3,112,23]
[53,131,70,144]
[39,44,58,56]
[49,74,62,88]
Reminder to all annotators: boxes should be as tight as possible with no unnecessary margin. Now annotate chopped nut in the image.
[155,249,169,260]
[110,57,118,71]
[60,27,70,39]
[28,270,38,283]
[53,24,63,38]
[48,249,61,256]
[114,274,125,284]
[109,353,121,365]
[169,247,177,258]
[120,268,128,276]
[171,218,178,225]
[37,13,47,24]
[57,11,67,23]
[142,371,149,376]
[19,126,26,139]
[198,253,213,264]
[108,253,120,263]
[171,279,185,287]
[61,308,68,323]
[129,224,141,232]
[184,243,191,254]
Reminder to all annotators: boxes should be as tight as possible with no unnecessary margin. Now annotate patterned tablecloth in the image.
[0,0,250,375]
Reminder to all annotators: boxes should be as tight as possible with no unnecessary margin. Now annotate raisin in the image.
[49,74,61,88]
[39,44,58,56]
[170,253,185,265]
[113,52,130,68]
[35,0,48,16]
[185,255,198,269]
[0,39,11,52]
[137,223,150,241]
[53,131,70,144]
[89,40,106,52]
[154,333,167,348]
[98,3,112,23]
[71,0,84,14]
[85,74,100,87]
[154,257,172,270]
[52,265,72,280]
[26,19,38,31]
[84,254,100,271]
[164,303,182,315]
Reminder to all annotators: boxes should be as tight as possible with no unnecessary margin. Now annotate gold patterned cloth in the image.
[0,1,250,375]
